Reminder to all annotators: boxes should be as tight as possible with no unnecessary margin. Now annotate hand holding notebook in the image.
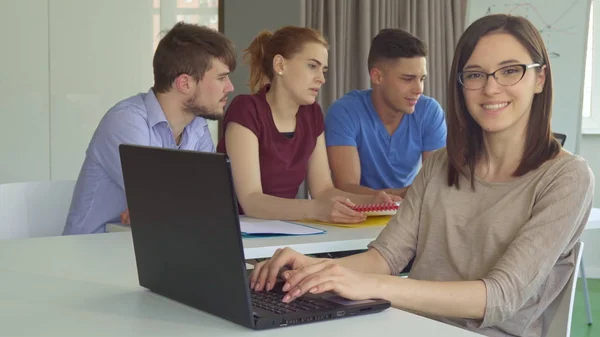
[313,192,401,223]
[314,196,367,223]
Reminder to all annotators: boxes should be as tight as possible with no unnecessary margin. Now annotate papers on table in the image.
[239,219,325,237]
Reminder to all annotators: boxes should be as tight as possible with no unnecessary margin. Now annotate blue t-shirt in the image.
[325,89,446,189]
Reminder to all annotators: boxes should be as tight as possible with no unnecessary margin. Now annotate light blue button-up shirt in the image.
[63,89,215,235]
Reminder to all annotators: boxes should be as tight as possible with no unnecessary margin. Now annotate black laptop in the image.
[119,144,391,330]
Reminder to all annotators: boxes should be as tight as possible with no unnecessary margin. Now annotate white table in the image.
[0,232,482,337]
[107,221,385,259]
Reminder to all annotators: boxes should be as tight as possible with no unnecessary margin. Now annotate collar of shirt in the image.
[143,88,208,133]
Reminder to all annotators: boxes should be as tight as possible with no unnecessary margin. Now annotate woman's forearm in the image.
[241,193,317,221]
[334,248,392,274]
[312,187,375,205]
[373,276,487,320]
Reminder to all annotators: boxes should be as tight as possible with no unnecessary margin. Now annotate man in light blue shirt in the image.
[63,23,236,234]
[325,29,446,199]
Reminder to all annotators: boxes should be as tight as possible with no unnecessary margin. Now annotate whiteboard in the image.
[465,0,592,154]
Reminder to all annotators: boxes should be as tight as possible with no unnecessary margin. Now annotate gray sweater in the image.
[369,148,594,337]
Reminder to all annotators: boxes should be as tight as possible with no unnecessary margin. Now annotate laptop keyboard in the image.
[251,290,336,314]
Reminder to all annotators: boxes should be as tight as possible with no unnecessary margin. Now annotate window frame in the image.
[583,0,600,134]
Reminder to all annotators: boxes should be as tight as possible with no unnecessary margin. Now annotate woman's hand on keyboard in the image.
[280,260,380,303]
[249,247,320,292]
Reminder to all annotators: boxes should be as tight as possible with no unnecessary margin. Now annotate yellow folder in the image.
[297,215,392,228]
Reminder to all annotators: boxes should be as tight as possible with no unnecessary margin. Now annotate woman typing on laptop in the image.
[249,15,594,337]
[216,26,399,224]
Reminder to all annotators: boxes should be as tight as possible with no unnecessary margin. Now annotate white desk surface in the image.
[0,233,482,337]
[107,220,386,259]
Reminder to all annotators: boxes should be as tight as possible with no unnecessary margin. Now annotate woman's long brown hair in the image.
[446,14,560,190]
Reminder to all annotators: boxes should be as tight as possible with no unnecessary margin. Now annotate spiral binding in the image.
[352,202,400,214]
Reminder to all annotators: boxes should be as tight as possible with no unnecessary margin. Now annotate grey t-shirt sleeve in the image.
[479,158,594,327]
[367,149,444,274]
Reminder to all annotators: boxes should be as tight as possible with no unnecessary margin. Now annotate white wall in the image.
[0,0,301,183]
[0,0,50,183]
[48,0,155,180]
[0,0,221,184]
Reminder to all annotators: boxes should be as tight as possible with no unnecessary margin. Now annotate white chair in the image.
[581,207,600,325]
[542,241,584,337]
[579,256,594,325]
[0,180,76,240]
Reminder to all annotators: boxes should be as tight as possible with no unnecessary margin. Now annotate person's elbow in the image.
[307,180,337,200]
[479,275,522,327]
[330,172,357,192]
[241,207,263,219]
[235,190,263,217]
[330,174,347,190]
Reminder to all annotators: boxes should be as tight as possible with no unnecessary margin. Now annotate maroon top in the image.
[217,85,325,212]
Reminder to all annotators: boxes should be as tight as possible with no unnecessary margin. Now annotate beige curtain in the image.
[401,0,467,112]
[300,0,467,113]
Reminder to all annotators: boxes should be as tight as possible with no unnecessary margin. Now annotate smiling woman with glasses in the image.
[458,63,542,90]
[248,14,594,337]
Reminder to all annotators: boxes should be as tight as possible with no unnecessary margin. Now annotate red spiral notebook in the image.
[351,202,401,216]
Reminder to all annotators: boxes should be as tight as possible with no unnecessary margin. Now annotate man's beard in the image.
[183,94,224,121]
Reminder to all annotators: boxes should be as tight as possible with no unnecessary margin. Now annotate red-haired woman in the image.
[217,26,398,224]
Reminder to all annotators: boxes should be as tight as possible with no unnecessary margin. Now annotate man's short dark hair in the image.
[153,22,236,93]
[367,28,427,70]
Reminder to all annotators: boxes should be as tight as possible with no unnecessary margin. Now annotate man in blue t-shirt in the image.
[325,28,447,198]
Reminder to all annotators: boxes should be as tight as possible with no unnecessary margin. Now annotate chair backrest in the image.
[553,132,567,146]
[0,180,76,240]
[542,241,584,337]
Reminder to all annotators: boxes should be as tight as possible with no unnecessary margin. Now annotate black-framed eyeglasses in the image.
[458,63,542,90]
